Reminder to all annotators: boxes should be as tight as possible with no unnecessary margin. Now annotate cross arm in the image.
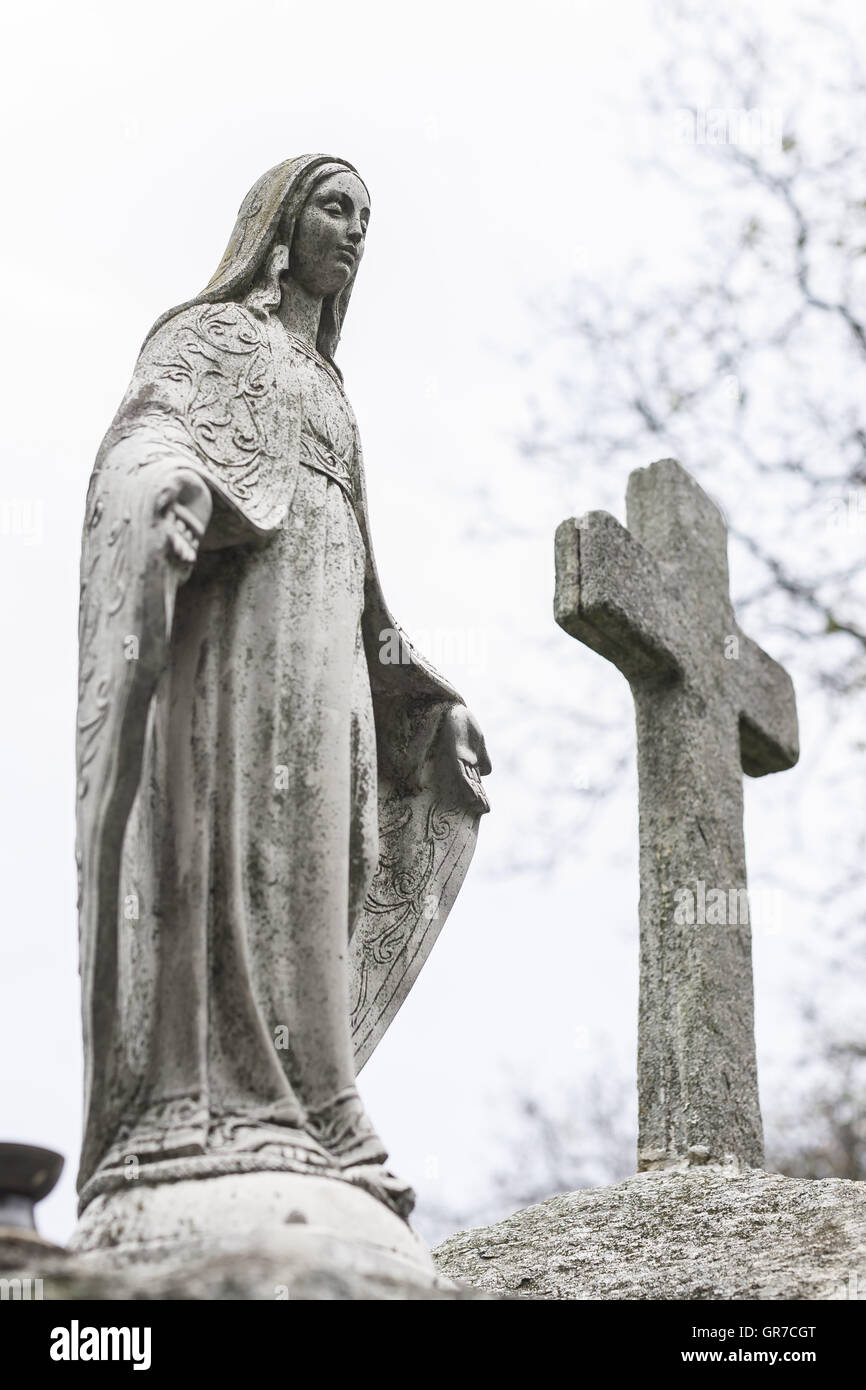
[554,511,684,682]
[736,631,799,777]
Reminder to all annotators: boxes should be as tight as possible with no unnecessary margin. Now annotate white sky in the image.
[1,0,855,1246]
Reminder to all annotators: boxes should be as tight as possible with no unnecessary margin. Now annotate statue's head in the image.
[146,155,370,365]
[287,168,370,300]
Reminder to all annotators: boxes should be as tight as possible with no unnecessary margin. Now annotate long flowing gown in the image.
[100,337,378,1172]
[75,298,488,1209]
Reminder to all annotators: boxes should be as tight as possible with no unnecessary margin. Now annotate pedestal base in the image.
[66,1168,455,1299]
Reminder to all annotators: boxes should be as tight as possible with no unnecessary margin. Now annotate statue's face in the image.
[290,171,370,297]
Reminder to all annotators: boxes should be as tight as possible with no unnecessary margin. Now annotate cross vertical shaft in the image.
[555,458,798,1170]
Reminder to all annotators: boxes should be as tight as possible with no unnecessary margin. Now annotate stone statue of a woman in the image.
[75,155,491,1231]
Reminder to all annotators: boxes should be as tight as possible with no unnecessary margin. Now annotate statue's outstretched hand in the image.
[154,467,212,572]
[443,703,492,813]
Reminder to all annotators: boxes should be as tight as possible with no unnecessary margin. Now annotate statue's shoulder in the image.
[139,300,270,368]
[105,299,289,535]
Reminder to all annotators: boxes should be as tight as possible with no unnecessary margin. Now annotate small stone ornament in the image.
[0,1143,63,1234]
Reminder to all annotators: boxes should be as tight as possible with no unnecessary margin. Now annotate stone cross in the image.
[554,458,798,1171]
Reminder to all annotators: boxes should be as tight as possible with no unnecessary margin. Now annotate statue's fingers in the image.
[167,529,197,565]
[152,467,212,532]
[171,501,207,540]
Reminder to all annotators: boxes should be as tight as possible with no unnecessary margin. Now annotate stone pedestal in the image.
[23,1170,484,1300]
[433,1167,866,1300]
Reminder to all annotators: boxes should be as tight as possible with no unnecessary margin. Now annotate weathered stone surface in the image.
[3,1240,490,1301]
[433,1168,866,1300]
[554,459,798,1171]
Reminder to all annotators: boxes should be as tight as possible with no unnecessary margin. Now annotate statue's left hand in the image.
[442,704,492,812]
[154,467,213,572]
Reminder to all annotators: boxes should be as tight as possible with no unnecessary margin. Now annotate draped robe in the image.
[75,295,488,1208]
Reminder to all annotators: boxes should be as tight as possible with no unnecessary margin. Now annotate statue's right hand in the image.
[153,468,213,569]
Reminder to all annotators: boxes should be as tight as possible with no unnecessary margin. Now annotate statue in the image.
[75,154,491,1229]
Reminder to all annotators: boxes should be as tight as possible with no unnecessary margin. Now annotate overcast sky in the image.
[2,0,858,1246]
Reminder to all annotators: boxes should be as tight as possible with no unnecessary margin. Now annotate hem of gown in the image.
[77,1146,341,1215]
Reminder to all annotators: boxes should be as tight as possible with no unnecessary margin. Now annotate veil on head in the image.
[145,154,368,367]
